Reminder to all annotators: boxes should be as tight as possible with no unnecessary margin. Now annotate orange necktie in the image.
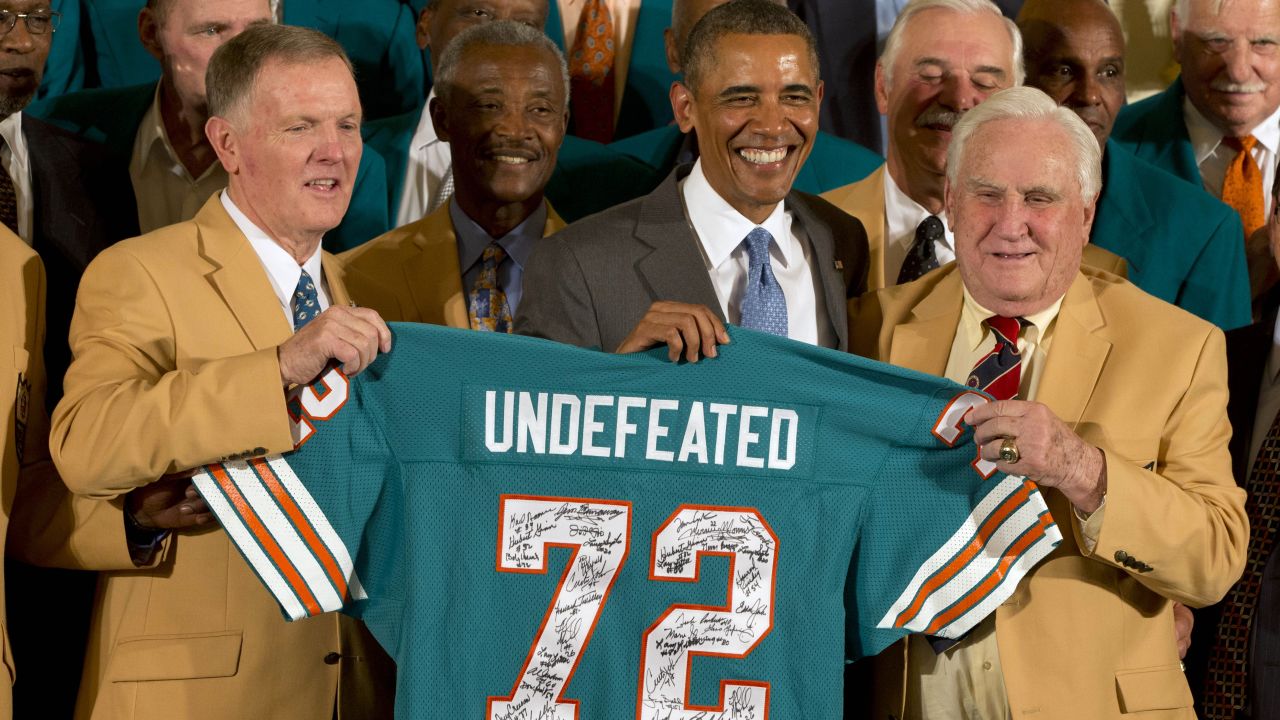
[569,0,616,143]
[1222,135,1266,239]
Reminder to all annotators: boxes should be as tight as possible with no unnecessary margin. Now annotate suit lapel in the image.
[789,192,848,349]
[402,205,468,328]
[1091,143,1153,273]
[196,199,292,349]
[634,168,724,316]
[828,165,887,290]
[888,269,961,376]
[322,253,352,307]
[1035,273,1111,428]
[1139,79,1202,185]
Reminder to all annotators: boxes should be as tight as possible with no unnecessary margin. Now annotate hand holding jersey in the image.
[277,305,392,387]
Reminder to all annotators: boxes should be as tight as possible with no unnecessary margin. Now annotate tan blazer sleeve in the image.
[1080,326,1248,608]
[50,244,294,499]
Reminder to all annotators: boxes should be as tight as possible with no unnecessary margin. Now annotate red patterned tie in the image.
[967,316,1026,401]
[1204,408,1280,718]
[569,0,616,143]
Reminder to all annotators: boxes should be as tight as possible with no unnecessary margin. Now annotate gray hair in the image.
[681,0,817,91]
[1173,0,1225,30]
[206,24,354,121]
[880,0,1024,88]
[434,20,569,104]
[947,86,1101,200]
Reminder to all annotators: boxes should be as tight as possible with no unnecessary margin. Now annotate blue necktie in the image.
[739,227,788,337]
[292,269,320,331]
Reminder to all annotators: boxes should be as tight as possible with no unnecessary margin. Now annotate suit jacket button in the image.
[323,652,341,665]
[1114,550,1130,563]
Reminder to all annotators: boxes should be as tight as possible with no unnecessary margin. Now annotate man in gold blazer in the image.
[849,87,1247,719]
[49,27,395,720]
[343,20,567,327]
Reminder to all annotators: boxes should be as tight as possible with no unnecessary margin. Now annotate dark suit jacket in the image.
[1093,140,1250,331]
[29,82,392,253]
[1185,302,1280,720]
[1111,77,1204,187]
[515,163,868,351]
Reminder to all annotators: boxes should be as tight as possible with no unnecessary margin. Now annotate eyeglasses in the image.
[0,10,61,35]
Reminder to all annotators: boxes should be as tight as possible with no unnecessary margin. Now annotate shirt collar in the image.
[957,284,1064,354]
[135,84,221,182]
[450,196,547,274]
[411,88,441,153]
[220,190,323,303]
[0,110,28,177]
[1184,94,1280,162]
[883,168,949,250]
[681,159,793,269]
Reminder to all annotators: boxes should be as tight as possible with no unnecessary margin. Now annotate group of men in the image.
[0,0,1275,718]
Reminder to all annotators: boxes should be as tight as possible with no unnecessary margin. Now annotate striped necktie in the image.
[967,315,1027,401]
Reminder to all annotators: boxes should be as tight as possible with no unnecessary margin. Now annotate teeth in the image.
[307,179,336,188]
[739,148,787,164]
[494,155,530,165]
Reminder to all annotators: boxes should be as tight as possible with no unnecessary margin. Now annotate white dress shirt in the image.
[131,86,228,234]
[1250,314,1280,470]
[221,191,330,329]
[0,111,34,244]
[883,169,956,283]
[557,0,641,117]
[679,160,836,348]
[396,89,453,228]
[1184,97,1280,216]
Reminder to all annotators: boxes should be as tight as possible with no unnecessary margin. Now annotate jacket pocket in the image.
[1115,665,1193,713]
[106,630,242,682]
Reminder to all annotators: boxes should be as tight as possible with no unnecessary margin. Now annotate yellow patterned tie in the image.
[1222,135,1266,240]
[569,0,616,143]
[469,243,513,333]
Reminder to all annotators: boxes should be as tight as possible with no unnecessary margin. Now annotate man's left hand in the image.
[967,400,1106,513]
[126,471,215,530]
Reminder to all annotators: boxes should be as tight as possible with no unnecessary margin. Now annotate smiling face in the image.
[878,8,1015,203]
[1174,0,1280,137]
[0,0,52,118]
[215,56,362,251]
[671,32,821,224]
[431,42,566,211]
[142,0,273,115]
[1020,0,1126,146]
[948,117,1095,316]
[419,0,547,71]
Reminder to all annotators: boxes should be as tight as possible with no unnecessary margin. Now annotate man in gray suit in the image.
[516,0,867,358]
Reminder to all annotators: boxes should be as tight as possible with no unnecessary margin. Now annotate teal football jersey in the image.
[194,324,1061,720]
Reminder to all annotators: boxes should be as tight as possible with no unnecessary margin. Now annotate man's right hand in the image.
[615,301,729,362]
[277,305,392,387]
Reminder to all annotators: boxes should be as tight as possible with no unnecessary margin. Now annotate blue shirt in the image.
[450,198,546,317]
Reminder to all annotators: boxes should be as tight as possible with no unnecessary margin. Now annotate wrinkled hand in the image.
[1174,602,1194,660]
[615,301,729,363]
[126,471,213,530]
[278,306,392,386]
[966,400,1106,512]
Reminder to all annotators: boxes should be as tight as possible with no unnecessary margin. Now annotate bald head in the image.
[665,0,786,74]
[1017,0,1125,146]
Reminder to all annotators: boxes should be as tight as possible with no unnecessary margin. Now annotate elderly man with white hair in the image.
[851,85,1247,720]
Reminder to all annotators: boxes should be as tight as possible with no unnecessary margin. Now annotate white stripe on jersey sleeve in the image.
[193,465,311,621]
[226,463,347,612]
[942,527,1061,636]
[269,457,367,600]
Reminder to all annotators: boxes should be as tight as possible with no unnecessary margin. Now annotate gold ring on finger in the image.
[998,437,1021,464]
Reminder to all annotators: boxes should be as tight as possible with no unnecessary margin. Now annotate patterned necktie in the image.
[898,215,944,284]
[1222,135,1266,240]
[739,226,788,337]
[1203,407,1280,718]
[569,0,616,143]
[292,269,320,331]
[469,243,513,333]
[0,138,18,235]
[429,167,454,215]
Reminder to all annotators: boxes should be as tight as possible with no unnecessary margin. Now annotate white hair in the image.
[946,86,1102,200]
[1173,0,1226,28]
[880,0,1025,88]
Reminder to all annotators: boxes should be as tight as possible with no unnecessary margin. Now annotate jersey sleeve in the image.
[192,367,402,625]
[847,388,1064,660]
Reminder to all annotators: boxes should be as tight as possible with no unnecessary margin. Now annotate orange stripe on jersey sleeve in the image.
[251,458,350,601]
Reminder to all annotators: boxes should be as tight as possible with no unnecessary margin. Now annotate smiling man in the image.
[851,85,1246,720]
[516,0,867,358]
[342,20,568,328]
[1018,0,1251,330]
[50,24,395,719]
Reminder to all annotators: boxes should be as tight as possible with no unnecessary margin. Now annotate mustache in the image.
[915,105,963,129]
[1211,80,1266,93]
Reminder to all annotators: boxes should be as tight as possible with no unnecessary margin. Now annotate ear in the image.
[874,61,890,115]
[429,94,450,142]
[815,78,825,108]
[416,7,432,51]
[664,27,681,75]
[205,115,240,174]
[671,81,696,133]
[138,7,163,63]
